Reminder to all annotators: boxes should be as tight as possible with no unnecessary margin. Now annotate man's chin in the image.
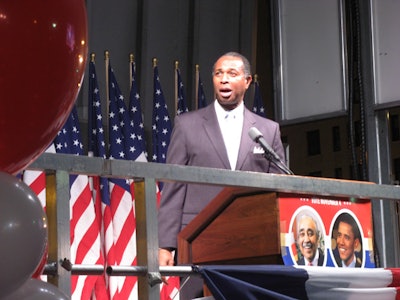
[305,257,314,261]
[217,99,238,110]
[303,251,315,260]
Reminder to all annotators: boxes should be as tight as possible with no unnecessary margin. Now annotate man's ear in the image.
[245,76,252,88]
[354,238,361,250]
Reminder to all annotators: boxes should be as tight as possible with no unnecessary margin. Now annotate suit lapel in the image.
[236,108,257,170]
[202,105,231,169]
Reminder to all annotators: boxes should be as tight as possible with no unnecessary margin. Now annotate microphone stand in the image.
[263,152,294,175]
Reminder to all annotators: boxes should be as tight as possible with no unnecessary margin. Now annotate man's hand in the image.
[159,248,174,266]
[159,248,175,285]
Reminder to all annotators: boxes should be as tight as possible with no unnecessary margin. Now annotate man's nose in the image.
[221,72,229,82]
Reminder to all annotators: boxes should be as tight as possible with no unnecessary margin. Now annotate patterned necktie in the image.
[223,113,240,170]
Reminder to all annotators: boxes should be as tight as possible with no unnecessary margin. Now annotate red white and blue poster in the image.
[279,194,375,268]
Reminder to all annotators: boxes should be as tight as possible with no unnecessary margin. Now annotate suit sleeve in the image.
[158,116,189,249]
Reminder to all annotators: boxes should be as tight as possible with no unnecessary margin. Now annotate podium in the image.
[177,186,374,268]
[177,187,283,265]
[177,184,376,298]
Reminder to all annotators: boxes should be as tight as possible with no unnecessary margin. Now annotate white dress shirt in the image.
[215,100,244,170]
[304,248,320,266]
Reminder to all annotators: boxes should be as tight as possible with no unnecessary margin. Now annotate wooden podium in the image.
[177,185,375,297]
[178,185,374,268]
[177,187,283,266]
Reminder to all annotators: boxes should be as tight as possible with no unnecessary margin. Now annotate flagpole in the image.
[174,60,179,116]
[253,73,258,108]
[88,52,96,188]
[195,64,200,109]
[104,50,110,126]
[153,58,157,113]
[129,53,134,87]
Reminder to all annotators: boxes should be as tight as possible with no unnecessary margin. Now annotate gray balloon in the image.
[0,172,48,298]
[3,279,69,300]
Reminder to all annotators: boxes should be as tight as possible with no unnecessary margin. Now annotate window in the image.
[307,130,321,156]
[390,114,400,141]
[334,167,343,179]
[332,126,341,152]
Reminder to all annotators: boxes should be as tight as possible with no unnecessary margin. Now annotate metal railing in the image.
[29,152,400,299]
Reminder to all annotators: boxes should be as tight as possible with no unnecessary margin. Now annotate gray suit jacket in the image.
[158,103,286,249]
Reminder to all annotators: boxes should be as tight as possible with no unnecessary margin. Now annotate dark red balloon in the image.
[0,0,88,174]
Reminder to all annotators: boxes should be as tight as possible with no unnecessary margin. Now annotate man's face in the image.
[297,217,318,262]
[213,55,251,110]
[336,221,359,266]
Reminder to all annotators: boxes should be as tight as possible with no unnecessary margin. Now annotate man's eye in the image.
[228,71,238,77]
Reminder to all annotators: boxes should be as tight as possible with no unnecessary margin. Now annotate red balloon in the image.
[0,0,88,174]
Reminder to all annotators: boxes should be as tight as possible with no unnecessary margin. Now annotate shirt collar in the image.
[214,100,244,122]
[342,255,356,268]
[304,248,320,266]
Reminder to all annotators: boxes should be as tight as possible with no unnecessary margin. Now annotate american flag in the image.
[176,67,188,115]
[152,63,180,299]
[252,79,267,118]
[197,73,208,109]
[151,64,172,167]
[88,59,116,299]
[128,58,153,204]
[129,58,180,300]
[22,167,47,210]
[107,63,138,299]
[128,60,147,162]
[53,105,105,299]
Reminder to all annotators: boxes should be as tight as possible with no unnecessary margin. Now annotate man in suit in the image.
[334,213,362,268]
[296,214,324,266]
[158,52,286,299]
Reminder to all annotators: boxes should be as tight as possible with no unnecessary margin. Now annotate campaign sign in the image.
[279,194,375,268]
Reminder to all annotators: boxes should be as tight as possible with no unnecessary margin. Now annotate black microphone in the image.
[248,127,281,161]
[248,127,294,175]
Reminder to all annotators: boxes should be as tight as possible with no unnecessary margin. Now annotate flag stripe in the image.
[153,62,180,299]
[53,106,104,299]
[108,62,138,299]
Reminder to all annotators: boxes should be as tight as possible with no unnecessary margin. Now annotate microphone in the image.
[248,127,294,175]
[248,127,281,161]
